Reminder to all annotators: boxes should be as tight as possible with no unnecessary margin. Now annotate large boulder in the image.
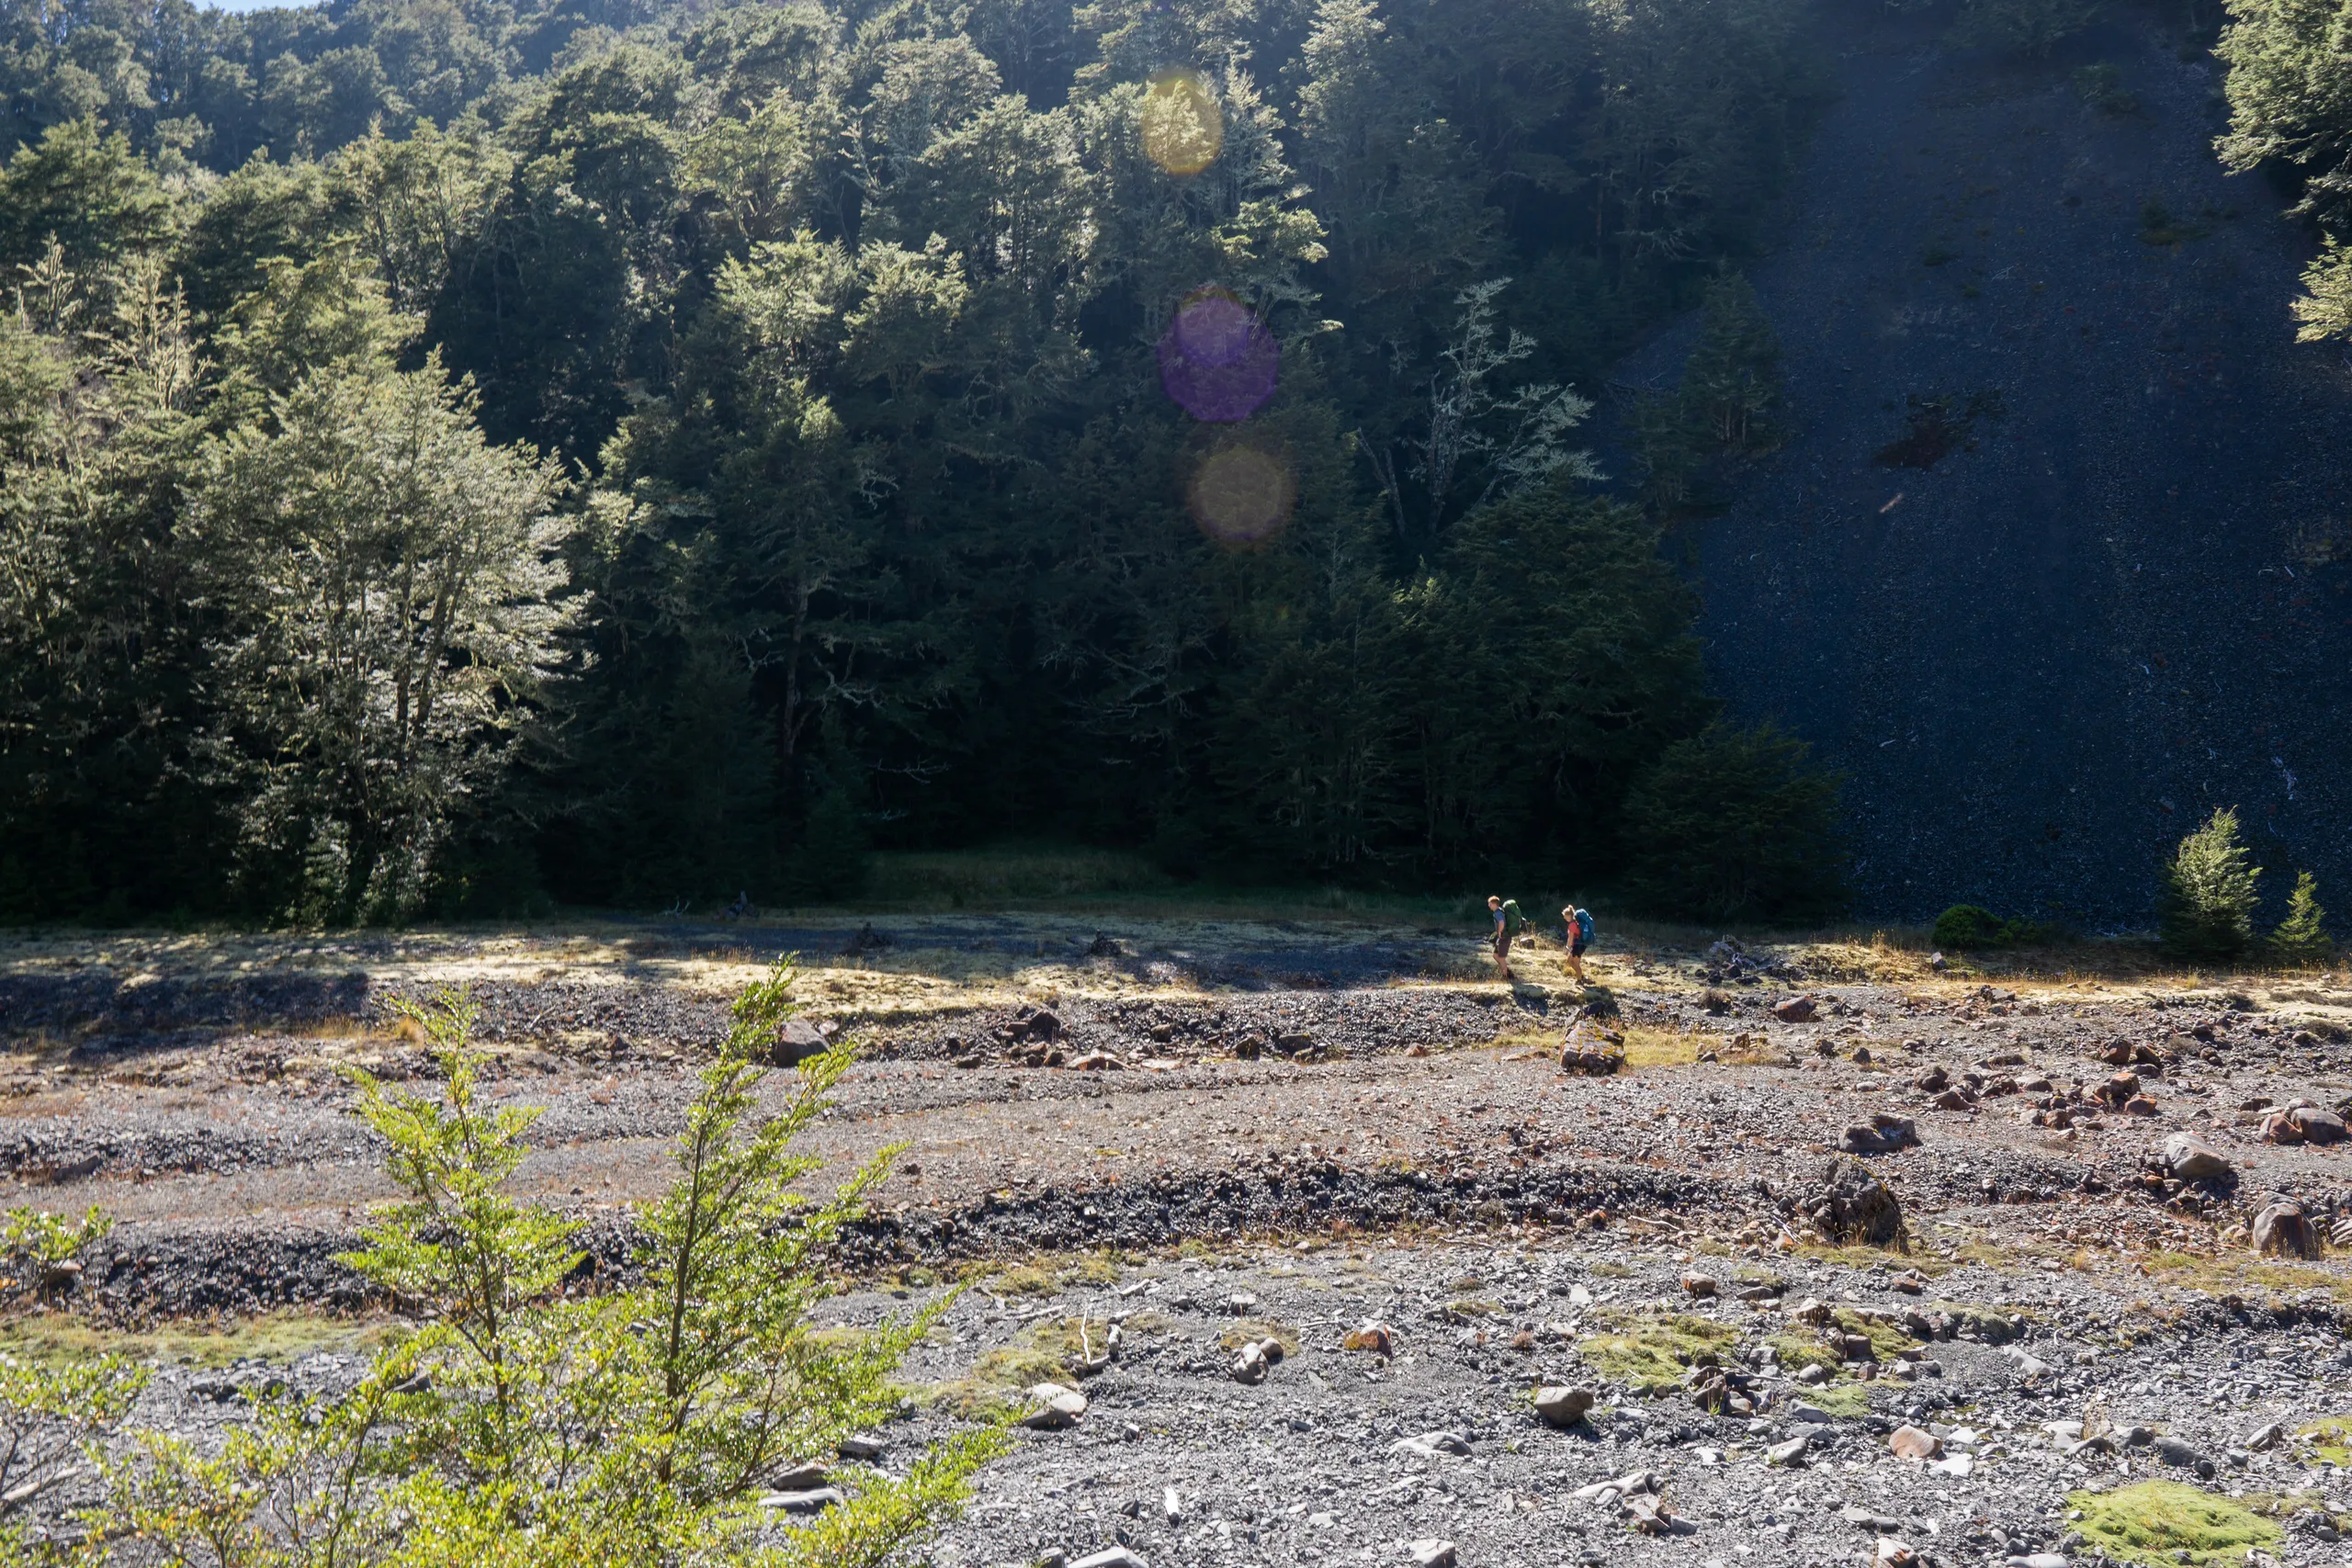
[2163,1133,2233,1183]
[1797,1156,1904,1247]
[2253,1199,2322,1259]
[772,1020,830,1067]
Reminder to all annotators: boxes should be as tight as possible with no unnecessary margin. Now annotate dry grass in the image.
[2136,1249,2352,1305]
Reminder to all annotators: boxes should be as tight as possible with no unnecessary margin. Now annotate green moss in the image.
[1577,1310,1740,1394]
[0,1312,401,1371]
[929,1344,1071,1416]
[2299,1416,2352,1466]
[2070,1482,2282,1568]
[1832,1308,1922,1360]
[1927,1302,2028,1342]
[1768,1333,1841,1375]
[1216,1318,1300,1356]
[1805,1379,1875,1416]
[1444,1298,1499,1320]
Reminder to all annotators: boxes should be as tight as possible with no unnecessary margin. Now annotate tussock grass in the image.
[2069,1482,2281,1568]
[1576,1309,1739,1394]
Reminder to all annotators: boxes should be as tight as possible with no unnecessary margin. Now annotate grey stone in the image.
[1021,1382,1089,1429]
[772,1020,829,1066]
[1533,1386,1597,1427]
[2163,1133,2232,1182]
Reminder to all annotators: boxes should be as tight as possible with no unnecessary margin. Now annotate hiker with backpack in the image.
[1563,902,1594,984]
[1487,895,1531,980]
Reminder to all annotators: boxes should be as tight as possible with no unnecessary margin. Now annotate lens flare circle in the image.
[1158,287,1278,423]
[1141,68,1224,176]
[1188,445,1295,547]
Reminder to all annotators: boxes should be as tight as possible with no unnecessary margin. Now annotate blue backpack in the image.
[1573,908,1594,943]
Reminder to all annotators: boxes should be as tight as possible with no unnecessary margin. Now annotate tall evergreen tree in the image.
[2159,807,2263,963]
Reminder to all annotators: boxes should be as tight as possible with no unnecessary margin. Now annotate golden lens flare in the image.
[1188,446,1295,547]
[1141,68,1224,177]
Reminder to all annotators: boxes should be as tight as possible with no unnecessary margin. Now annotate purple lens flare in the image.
[1158,288,1278,423]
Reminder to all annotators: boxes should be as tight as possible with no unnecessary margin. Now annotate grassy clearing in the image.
[2069,1482,2281,1568]
[1576,1309,1740,1394]
[0,1311,402,1369]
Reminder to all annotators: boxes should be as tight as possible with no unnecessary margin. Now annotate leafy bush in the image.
[94,972,1006,1565]
[1621,723,1848,924]
[2271,871,2335,966]
[2159,807,2261,962]
[1932,904,2054,950]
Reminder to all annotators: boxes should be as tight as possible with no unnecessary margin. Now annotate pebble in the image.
[837,1433,885,1460]
[1766,1434,1811,1467]
[1069,1551,1147,1568]
[1409,1541,1458,1568]
[757,1487,842,1512]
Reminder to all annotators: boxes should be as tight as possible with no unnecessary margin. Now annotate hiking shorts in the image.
[1493,930,1513,961]
[1570,933,1589,958]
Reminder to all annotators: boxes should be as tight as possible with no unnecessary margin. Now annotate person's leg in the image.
[1498,931,1514,979]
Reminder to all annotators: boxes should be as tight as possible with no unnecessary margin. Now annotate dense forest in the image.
[15,0,2343,928]
[0,0,1858,924]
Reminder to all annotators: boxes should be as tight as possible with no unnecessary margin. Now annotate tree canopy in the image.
[0,0,1839,920]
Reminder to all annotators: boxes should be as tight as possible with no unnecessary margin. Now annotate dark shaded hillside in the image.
[1628,3,2352,926]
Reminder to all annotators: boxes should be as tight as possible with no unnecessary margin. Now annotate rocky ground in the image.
[6,914,2352,1567]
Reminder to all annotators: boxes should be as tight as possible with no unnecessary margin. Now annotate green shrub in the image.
[1621,723,1848,924]
[96,974,1007,1565]
[2159,807,2261,962]
[2073,63,2138,113]
[2271,871,2335,967]
[1932,904,2054,950]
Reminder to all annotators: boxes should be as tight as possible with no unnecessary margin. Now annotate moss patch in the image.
[1216,1318,1301,1357]
[1805,1379,1875,1416]
[2299,1416,2352,1466]
[1832,1309,1922,1360]
[2070,1482,2281,1568]
[1577,1310,1739,1394]
[929,1343,1072,1416]
[0,1312,402,1371]
[1767,1333,1841,1376]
